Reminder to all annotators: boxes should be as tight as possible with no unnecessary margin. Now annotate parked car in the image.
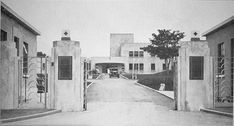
[109,69,119,78]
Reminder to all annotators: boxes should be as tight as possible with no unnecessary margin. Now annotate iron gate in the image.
[213,57,233,107]
[18,56,49,109]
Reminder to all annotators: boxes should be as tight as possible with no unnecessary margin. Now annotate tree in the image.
[141,29,185,74]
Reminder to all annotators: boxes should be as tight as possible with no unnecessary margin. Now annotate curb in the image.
[200,108,233,117]
[120,74,129,80]
[0,109,61,123]
[87,81,94,89]
[134,82,174,100]
[87,74,102,89]
[96,74,102,79]
[120,74,174,100]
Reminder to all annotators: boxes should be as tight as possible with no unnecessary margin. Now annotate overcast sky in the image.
[2,0,234,57]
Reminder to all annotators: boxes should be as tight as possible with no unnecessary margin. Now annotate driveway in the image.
[3,75,232,126]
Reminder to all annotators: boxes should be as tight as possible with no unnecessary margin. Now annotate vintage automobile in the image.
[109,69,120,78]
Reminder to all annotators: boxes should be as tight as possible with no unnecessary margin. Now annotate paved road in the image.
[3,75,233,126]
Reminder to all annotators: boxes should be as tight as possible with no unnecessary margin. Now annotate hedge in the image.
[122,71,173,91]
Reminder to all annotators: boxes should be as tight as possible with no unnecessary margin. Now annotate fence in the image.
[18,56,49,109]
[212,57,233,107]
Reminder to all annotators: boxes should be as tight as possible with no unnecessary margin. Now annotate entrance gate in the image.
[212,57,233,107]
[18,56,49,109]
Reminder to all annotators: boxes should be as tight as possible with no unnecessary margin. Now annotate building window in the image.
[129,63,133,70]
[134,51,138,57]
[1,30,7,41]
[139,51,144,57]
[58,56,72,80]
[163,63,166,70]
[189,56,204,80]
[218,42,225,75]
[129,51,133,57]
[14,37,19,56]
[151,63,155,71]
[218,42,225,57]
[23,42,28,74]
[134,63,138,70]
[139,63,144,71]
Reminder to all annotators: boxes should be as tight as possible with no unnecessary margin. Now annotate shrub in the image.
[122,70,173,91]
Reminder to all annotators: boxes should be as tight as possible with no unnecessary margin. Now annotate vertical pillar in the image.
[177,41,213,111]
[0,2,2,117]
[0,41,18,109]
[51,31,83,112]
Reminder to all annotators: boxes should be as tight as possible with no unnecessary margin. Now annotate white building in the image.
[91,33,165,74]
[0,2,40,109]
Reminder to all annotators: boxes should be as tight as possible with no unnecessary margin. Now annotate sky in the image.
[2,0,234,57]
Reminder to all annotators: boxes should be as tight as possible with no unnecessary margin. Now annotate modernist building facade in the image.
[91,33,165,74]
[1,2,40,58]
[0,2,40,109]
[203,16,234,107]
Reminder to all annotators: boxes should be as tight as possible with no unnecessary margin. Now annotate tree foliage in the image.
[141,29,185,71]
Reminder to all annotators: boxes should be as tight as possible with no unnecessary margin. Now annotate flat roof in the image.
[110,33,134,35]
[202,16,234,36]
[1,2,41,35]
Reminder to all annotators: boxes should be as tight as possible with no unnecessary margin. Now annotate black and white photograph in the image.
[0,0,233,125]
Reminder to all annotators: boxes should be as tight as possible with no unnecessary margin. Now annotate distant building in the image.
[203,16,234,107]
[0,2,40,109]
[91,33,165,74]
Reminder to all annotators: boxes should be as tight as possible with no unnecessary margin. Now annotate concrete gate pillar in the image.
[177,41,213,111]
[50,31,83,112]
[0,41,18,109]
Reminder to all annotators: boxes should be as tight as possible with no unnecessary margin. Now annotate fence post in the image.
[45,57,47,109]
[173,61,178,110]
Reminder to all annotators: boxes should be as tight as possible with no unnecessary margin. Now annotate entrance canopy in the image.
[95,63,124,73]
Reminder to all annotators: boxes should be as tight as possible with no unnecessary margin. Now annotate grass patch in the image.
[122,71,173,91]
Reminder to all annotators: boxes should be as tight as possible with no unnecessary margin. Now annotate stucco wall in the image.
[121,43,165,74]
[177,41,213,111]
[110,33,134,57]
[0,41,18,109]
[206,23,234,98]
[0,10,38,109]
[1,12,37,57]
[92,34,165,74]
[91,56,164,74]
[206,23,234,57]
[51,40,83,112]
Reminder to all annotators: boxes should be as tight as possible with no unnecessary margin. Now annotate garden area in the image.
[122,70,173,91]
